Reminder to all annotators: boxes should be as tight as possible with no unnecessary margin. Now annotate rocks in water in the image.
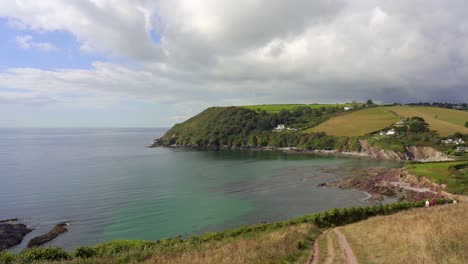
[0,223,33,251]
[0,218,19,223]
[27,223,68,248]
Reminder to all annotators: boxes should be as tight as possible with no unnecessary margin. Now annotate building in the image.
[274,124,285,131]
[386,129,396,136]
[442,138,465,145]
[456,147,468,152]
[344,106,353,111]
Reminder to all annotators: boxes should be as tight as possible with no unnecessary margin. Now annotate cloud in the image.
[1,0,468,125]
[15,34,56,51]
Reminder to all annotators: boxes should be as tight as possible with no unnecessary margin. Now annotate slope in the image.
[384,106,468,136]
[305,107,400,136]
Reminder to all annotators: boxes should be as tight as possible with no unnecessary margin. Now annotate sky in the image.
[0,0,467,128]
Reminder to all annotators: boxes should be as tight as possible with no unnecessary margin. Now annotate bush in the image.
[18,247,70,263]
[73,246,97,258]
[0,252,15,264]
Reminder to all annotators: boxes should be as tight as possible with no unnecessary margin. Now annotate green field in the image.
[405,161,468,195]
[384,106,468,136]
[305,106,468,137]
[305,107,400,136]
[242,103,355,112]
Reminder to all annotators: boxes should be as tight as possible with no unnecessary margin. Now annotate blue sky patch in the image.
[0,18,105,70]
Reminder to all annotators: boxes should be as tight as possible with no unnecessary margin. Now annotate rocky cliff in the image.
[359,140,452,161]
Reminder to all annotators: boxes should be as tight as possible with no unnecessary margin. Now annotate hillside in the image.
[242,103,357,113]
[385,106,468,136]
[305,107,400,136]
[1,201,448,264]
[337,202,468,264]
[308,106,468,137]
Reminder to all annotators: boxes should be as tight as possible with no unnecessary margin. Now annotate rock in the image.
[0,223,33,251]
[27,223,68,248]
[0,218,18,223]
[317,183,327,187]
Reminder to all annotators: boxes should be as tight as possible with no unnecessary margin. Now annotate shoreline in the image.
[150,144,454,162]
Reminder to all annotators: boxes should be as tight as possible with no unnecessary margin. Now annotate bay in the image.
[0,128,400,251]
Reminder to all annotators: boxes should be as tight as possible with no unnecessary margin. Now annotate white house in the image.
[344,106,353,111]
[385,129,396,136]
[274,124,285,131]
[442,138,465,145]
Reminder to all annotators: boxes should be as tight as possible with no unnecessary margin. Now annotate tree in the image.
[408,117,429,133]
[366,99,374,105]
[465,121,468,128]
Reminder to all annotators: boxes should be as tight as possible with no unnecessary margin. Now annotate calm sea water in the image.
[0,128,400,251]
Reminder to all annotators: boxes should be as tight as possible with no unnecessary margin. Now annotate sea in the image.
[0,128,401,251]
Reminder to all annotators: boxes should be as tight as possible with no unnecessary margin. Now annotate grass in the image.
[2,201,433,264]
[305,107,400,136]
[242,103,355,113]
[11,224,316,264]
[405,161,468,195]
[384,106,468,136]
[146,224,314,264]
[341,202,468,264]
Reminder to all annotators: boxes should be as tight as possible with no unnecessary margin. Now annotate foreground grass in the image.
[305,107,400,136]
[405,161,468,195]
[385,106,468,136]
[342,202,468,264]
[28,224,316,264]
[0,200,441,264]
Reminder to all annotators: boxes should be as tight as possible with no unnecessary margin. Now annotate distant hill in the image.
[307,106,468,137]
[151,104,467,156]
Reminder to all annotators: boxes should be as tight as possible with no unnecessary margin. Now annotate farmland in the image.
[384,106,468,136]
[305,107,400,136]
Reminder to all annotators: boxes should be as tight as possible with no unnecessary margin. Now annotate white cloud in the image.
[15,34,56,51]
[1,0,468,124]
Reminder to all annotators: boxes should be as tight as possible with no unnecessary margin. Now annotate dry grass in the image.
[385,106,468,136]
[305,107,399,136]
[342,203,468,264]
[146,224,314,264]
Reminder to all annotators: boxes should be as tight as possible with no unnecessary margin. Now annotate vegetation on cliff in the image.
[159,106,362,151]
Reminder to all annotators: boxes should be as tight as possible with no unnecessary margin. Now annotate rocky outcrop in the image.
[27,223,68,248]
[325,168,450,202]
[0,223,32,251]
[359,140,452,161]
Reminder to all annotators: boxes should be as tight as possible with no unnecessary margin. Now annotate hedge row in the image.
[0,199,450,263]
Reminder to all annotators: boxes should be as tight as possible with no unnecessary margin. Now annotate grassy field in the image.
[385,106,468,136]
[242,103,355,112]
[341,202,468,264]
[405,161,468,195]
[305,107,400,136]
[304,106,468,136]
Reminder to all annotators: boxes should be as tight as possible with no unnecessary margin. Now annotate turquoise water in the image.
[0,128,400,251]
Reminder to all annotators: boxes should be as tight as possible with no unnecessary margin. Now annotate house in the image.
[274,124,285,131]
[456,147,468,152]
[344,106,353,111]
[395,120,405,126]
[386,129,396,136]
[442,138,465,145]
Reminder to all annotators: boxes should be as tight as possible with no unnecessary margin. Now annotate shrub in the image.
[73,246,97,258]
[18,247,70,263]
[0,252,15,264]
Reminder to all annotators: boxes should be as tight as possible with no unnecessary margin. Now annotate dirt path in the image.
[308,231,325,264]
[334,228,358,264]
[307,228,358,264]
[324,231,335,264]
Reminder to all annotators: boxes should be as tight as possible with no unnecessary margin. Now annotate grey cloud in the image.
[0,0,467,123]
